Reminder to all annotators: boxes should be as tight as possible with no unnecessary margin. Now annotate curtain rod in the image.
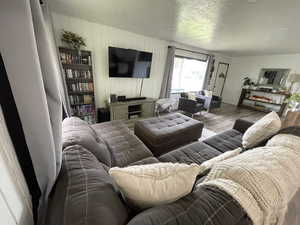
[168,46,211,57]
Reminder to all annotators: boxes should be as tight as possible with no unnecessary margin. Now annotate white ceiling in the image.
[50,0,300,56]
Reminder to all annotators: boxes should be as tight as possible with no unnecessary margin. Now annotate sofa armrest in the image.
[195,97,205,104]
[233,119,254,134]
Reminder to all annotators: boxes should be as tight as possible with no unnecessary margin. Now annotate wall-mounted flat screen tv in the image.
[109,47,152,78]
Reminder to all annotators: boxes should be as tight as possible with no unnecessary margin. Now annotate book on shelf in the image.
[83,95,93,104]
[71,104,95,116]
[60,52,80,64]
[60,52,92,65]
[69,95,94,105]
[64,68,92,79]
[80,55,92,65]
[68,82,94,92]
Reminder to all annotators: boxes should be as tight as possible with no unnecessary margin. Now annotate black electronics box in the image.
[110,94,117,103]
[97,108,110,123]
[117,95,126,102]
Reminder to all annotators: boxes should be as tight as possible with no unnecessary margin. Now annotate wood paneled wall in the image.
[52,13,169,108]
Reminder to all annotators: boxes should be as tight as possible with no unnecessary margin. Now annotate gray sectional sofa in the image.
[46,115,295,225]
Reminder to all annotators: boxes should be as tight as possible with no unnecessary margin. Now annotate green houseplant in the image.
[61,30,86,50]
[242,77,256,89]
[285,93,300,110]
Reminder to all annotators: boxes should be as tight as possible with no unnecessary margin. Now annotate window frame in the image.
[171,55,209,94]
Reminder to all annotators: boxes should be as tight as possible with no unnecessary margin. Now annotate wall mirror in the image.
[257,68,290,88]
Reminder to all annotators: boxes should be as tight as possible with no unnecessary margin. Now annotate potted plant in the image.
[285,93,300,111]
[242,77,256,89]
[61,30,86,51]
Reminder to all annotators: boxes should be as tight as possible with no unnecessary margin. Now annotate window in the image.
[171,56,208,93]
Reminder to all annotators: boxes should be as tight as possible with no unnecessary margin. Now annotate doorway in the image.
[213,62,229,97]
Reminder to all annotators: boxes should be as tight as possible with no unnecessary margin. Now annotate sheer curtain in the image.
[0,105,33,225]
[0,0,67,224]
[160,46,176,98]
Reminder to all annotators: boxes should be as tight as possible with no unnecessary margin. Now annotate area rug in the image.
[199,128,216,141]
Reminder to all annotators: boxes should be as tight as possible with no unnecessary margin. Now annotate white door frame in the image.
[213,62,229,97]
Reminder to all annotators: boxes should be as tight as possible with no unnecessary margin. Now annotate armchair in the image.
[198,91,222,112]
[178,93,205,117]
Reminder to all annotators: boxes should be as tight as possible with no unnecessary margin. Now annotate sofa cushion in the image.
[135,113,203,156]
[233,119,254,134]
[203,129,243,153]
[109,163,202,209]
[159,142,221,165]
[46,145,129,225]
[92,120,153,167]
[62,116,98,139]
[129,157,160,166]
[62,117,111,166]
[277,126,300,137]
[127,185,252,225]
[242,111,281,148]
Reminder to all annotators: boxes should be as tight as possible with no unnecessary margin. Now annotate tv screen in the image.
[109,47,152,78]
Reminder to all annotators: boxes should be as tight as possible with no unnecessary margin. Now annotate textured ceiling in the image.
[50,0,300,56]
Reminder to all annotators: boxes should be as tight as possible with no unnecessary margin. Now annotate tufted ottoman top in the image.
[134,113,203,155]
[136,113,200,137]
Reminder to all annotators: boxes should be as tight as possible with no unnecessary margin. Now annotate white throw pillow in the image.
[201,148,242,170]
[267,134,300,150]
[242,111,281,148]
[188,92,197,101]
[109,163,203,209]
[204,90,213,97]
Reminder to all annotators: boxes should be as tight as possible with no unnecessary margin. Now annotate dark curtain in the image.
[203,55,215,90]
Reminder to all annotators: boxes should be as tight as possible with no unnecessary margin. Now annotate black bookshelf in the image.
[59,47,96,124]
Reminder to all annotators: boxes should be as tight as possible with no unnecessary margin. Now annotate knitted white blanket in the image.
[198,134,300,225]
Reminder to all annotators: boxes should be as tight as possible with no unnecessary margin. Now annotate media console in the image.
[108,98,156,120]
[237,88,289,116]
